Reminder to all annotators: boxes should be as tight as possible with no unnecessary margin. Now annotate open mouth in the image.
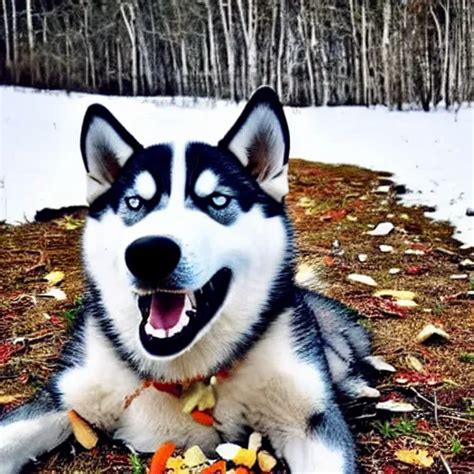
[137,268,232,357]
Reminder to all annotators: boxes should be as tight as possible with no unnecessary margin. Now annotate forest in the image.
[0,0,472,109]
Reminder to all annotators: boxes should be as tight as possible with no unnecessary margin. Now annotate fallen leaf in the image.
[348,273,378,287]
[364,355,396,372]
[416,324,450,343]
[37,288,67,301]
[405,355,424,372]
[297,197,315,208]
[395,299,418,309]
[405,249,425,256]
[67,410,98,449]
[376,400,415,412]
[388,268,401,275]
[323,255,335,267]
[395,449,434,468]
[44,271,65,286]
[367,222,394,236]
[405,265,428,275]
[319,209,347,222]
[394,371,441,386]
[449,274,468,280]
[0,394,18,404]
[374,290,416,300]
[379,245,394,253]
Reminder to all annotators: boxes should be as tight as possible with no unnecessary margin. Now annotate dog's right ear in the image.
[80,104,142,204]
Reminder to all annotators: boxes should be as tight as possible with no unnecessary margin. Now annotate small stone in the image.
[376,400,415,413]
[379,245,393,253]
[460,259,474,270]
[358,254,368,262]
[400,213,410,220]
[389,268,401,275]
[374,185,391,194]
[449,274,468,280]
[416,324,450,343]
[395,299,418,308]
[364,355,396,372]
[37,287,67,301]
[347,273,378,287]
[466,208,474,216]
[367,222,394,236]
[405,249,425,256]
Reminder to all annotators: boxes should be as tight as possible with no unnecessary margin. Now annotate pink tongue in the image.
[149,293,186,330]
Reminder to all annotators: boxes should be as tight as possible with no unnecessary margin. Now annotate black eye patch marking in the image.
[88,144,173,223]
[185,142,284,225]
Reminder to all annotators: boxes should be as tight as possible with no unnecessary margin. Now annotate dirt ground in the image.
[0,160,472,473]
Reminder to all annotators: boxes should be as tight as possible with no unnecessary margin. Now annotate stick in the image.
[439,453,452,474]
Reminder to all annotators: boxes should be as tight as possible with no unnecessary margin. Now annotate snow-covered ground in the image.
[1,86,472,244]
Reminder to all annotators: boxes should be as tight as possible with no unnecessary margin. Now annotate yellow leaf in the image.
[44,271,65,286]
[406,355,424,372]
[67,410,98,449]
[0,394,18,404]
[374,289,416,300]
[395,449,434,468]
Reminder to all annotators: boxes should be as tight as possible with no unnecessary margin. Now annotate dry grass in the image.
[0,160,472,472]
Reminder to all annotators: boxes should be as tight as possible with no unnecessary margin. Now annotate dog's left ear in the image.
[218,86,290,201]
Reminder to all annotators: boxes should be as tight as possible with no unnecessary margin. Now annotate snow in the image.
[1,86,472,244]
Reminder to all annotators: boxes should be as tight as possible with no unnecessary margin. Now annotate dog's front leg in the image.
[0,389,71,474]
[273,407,356,474]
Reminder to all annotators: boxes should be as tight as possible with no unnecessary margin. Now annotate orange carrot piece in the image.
[149,441,176,474]
[191,409,214,426]
[201,460,227,474]
[234,467,251,474]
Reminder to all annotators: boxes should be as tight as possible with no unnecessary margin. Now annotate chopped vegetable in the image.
[67,410,98,449]
[191,409,214,426]
[201,460,227,474]
[149,441,176,474]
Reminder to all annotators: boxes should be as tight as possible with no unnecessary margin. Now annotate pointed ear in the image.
[80,104,142,204]
[218,86,290,201]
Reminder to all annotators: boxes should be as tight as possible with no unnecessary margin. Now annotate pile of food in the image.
[149,432,283,474]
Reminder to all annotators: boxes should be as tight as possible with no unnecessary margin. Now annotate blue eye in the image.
[125,196,143,211]
[210,193,230,209]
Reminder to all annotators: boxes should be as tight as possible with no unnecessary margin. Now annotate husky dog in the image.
[0,87,378,473]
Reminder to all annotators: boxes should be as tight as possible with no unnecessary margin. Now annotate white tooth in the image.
[145,322,167,339]
[188,292,196,308]
[182,314,190,327]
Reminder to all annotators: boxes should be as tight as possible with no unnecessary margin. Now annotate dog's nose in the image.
[125,236,181,283]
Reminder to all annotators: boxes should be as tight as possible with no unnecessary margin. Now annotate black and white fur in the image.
[0,87,379,473]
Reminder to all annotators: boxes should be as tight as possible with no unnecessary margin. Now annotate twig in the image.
[434,390,439,428]
[410,387,457,412]
[438,414,474,425]
[439,453,452,474]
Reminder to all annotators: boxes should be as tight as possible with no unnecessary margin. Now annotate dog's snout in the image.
[125,236,181,283]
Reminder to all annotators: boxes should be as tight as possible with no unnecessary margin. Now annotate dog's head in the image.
[81,87,294,371]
